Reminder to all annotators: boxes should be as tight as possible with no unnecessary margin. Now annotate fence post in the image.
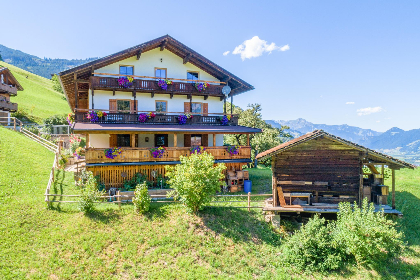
[117,190,122,210]
[13,118,16,131]
[52,167,55,182]
[248,192,251,212]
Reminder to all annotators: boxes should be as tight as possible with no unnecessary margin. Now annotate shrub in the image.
[281,199,405,272]
[123,173,153,191]
[166,152,226,213]
[58,154,68,169]
[132,182,151,214]
[282,215,342,272]
[77,171,105,214]
[331,199,404,265]
[42,115,68,134]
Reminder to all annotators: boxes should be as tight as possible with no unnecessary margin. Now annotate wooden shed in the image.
[256,130,415,215]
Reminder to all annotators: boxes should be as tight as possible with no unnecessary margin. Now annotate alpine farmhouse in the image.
[58,35,261,187]
[0,67,22,122]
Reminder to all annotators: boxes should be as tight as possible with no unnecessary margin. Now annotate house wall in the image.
[89,134,110,148]
[273,137,361,204]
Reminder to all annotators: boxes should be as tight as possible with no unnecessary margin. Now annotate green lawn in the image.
[1,126,420,279]
[0,61,70,122]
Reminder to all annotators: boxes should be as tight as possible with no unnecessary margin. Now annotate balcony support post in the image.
[86,134,90,148]
[223,97,226,114]
[174,134,177,147]
[231,95,233,115]
[131,134,136,148]
[213,134,216,147]
[91,89,94,109]
[74,73,78,110]
[247,134,250,146]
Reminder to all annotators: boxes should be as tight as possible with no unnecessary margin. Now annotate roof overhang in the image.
[256,130,416,169]
[59,35,254,112]
[73,123,262,134]
[0,67,24,91]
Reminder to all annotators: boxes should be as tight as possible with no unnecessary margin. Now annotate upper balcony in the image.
[91,75,225,98]
[0,83,18,95]
[0,100,18,112]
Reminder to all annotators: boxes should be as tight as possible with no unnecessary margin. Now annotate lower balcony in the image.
[0,100,18,112]
[85,146,251,164]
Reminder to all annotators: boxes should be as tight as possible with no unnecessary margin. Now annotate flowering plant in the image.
[190,146,206,154]
[104,147,122,159]
[226,145,240,156]
[150,146,166,158]
[138,112,156,123]
[219,115,232,125]
[86,110,108,122]
[118,76,134,88]
[67,113,75,126]
[157,79,172,90]
[194,82,209,92]
[69,134,82,154]
[177,113,192,125]
[73,147,85,159]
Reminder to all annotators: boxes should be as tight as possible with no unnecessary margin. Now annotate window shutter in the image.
[109,99,117,113]
[184,102,190,113]
[203,103,208,116]
[109,134,117,147]
[130,100,138,113]
[202,134,208,146]
[184,134,191,147]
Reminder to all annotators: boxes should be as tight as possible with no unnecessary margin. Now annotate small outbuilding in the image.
[256,130,415,215]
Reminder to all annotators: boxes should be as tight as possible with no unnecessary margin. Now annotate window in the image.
[187,72,199,83]
[155,101,167,113]
[117,100,130,113]
[119,66,134,76]
[155,68,167,79]
[155,134,168,147]
[117,134,131,147]
[191,134,202,146]
[191,102,202,114]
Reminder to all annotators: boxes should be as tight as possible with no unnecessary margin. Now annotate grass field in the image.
[0,61,70,122]
[1,127,420,279]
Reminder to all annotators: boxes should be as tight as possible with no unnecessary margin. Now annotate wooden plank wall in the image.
[274,137,361,199]
[87,162,245,188]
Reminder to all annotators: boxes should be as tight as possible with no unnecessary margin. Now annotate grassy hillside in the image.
[0,61,70,122]
[1,127,420,279]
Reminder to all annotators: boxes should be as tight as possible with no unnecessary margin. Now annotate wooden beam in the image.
[213,134,216,147]
[359,174,364,206]
[160,40,168,51]
[222,76,231,83]
[247,134,250,146]
[136,50,142,60]
[392,169,396,209]
[183,54,192,64]
[131,134,136,148]
[91,89,94,109]
[86,134,90,148]
[173,134,177,147]
[75,79,90,83]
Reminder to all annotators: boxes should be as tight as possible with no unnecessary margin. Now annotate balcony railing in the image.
[75,111,239,126]
[0,100,18,112]
[85,146,251,164]
[0,83,17,95]
[91,76,224,96]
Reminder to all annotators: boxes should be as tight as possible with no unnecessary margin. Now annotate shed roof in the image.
[256,130,415,169]
[0,67,24,92]
[59,35,254,112]
[73,123,261,134]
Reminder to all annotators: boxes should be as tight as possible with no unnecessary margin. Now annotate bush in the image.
[282,215,342,272]
[123,173,153,191]
[77,171,105,214]
[281,199,405,272]
[166,152,226,213]
[132,182,151,214]
[58,154,68,169]
[42,115,67,134]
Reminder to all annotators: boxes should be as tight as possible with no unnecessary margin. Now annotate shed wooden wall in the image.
[273,137,362,200]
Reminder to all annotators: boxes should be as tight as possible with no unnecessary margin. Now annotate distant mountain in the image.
[0,44,98,78]
[266,118,381,144]
[267,118,420,165]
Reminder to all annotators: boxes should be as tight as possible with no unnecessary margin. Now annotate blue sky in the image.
[3,0,420,132]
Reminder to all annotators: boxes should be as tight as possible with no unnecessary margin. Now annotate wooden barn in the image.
[256,130,415,215]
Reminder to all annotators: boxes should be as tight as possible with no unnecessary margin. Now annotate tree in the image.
[224,103,291,166]
[51,74,64,93]
[0,52,3,62]
[166,152,226,213]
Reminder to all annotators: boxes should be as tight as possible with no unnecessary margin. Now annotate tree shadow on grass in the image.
[199,206,281,247]
[85,209,121,224]
[143,202,177,220]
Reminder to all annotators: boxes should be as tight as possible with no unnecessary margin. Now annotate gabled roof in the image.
[0,67,24,92]
[256,130,416,169]
[58,35,254,111]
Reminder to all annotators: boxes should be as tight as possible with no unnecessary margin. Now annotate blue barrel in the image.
[244,180,252,193]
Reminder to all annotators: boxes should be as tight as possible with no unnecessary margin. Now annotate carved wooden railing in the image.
[0,83,17,95]
[91,76,224,96]
[74,112,239,126]
[0,100,18,112]
[85,146,251,164]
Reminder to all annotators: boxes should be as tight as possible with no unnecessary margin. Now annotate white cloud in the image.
[232,36,290,60]
[346,102,355,105]
[223,51,230,56]
[357,106,384,116]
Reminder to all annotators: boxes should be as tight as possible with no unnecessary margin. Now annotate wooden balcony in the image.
[75,112,239,126]
[91,76,224,97]
[0,83,17,95]
[85,146,251,164]
[0,100,18,112]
